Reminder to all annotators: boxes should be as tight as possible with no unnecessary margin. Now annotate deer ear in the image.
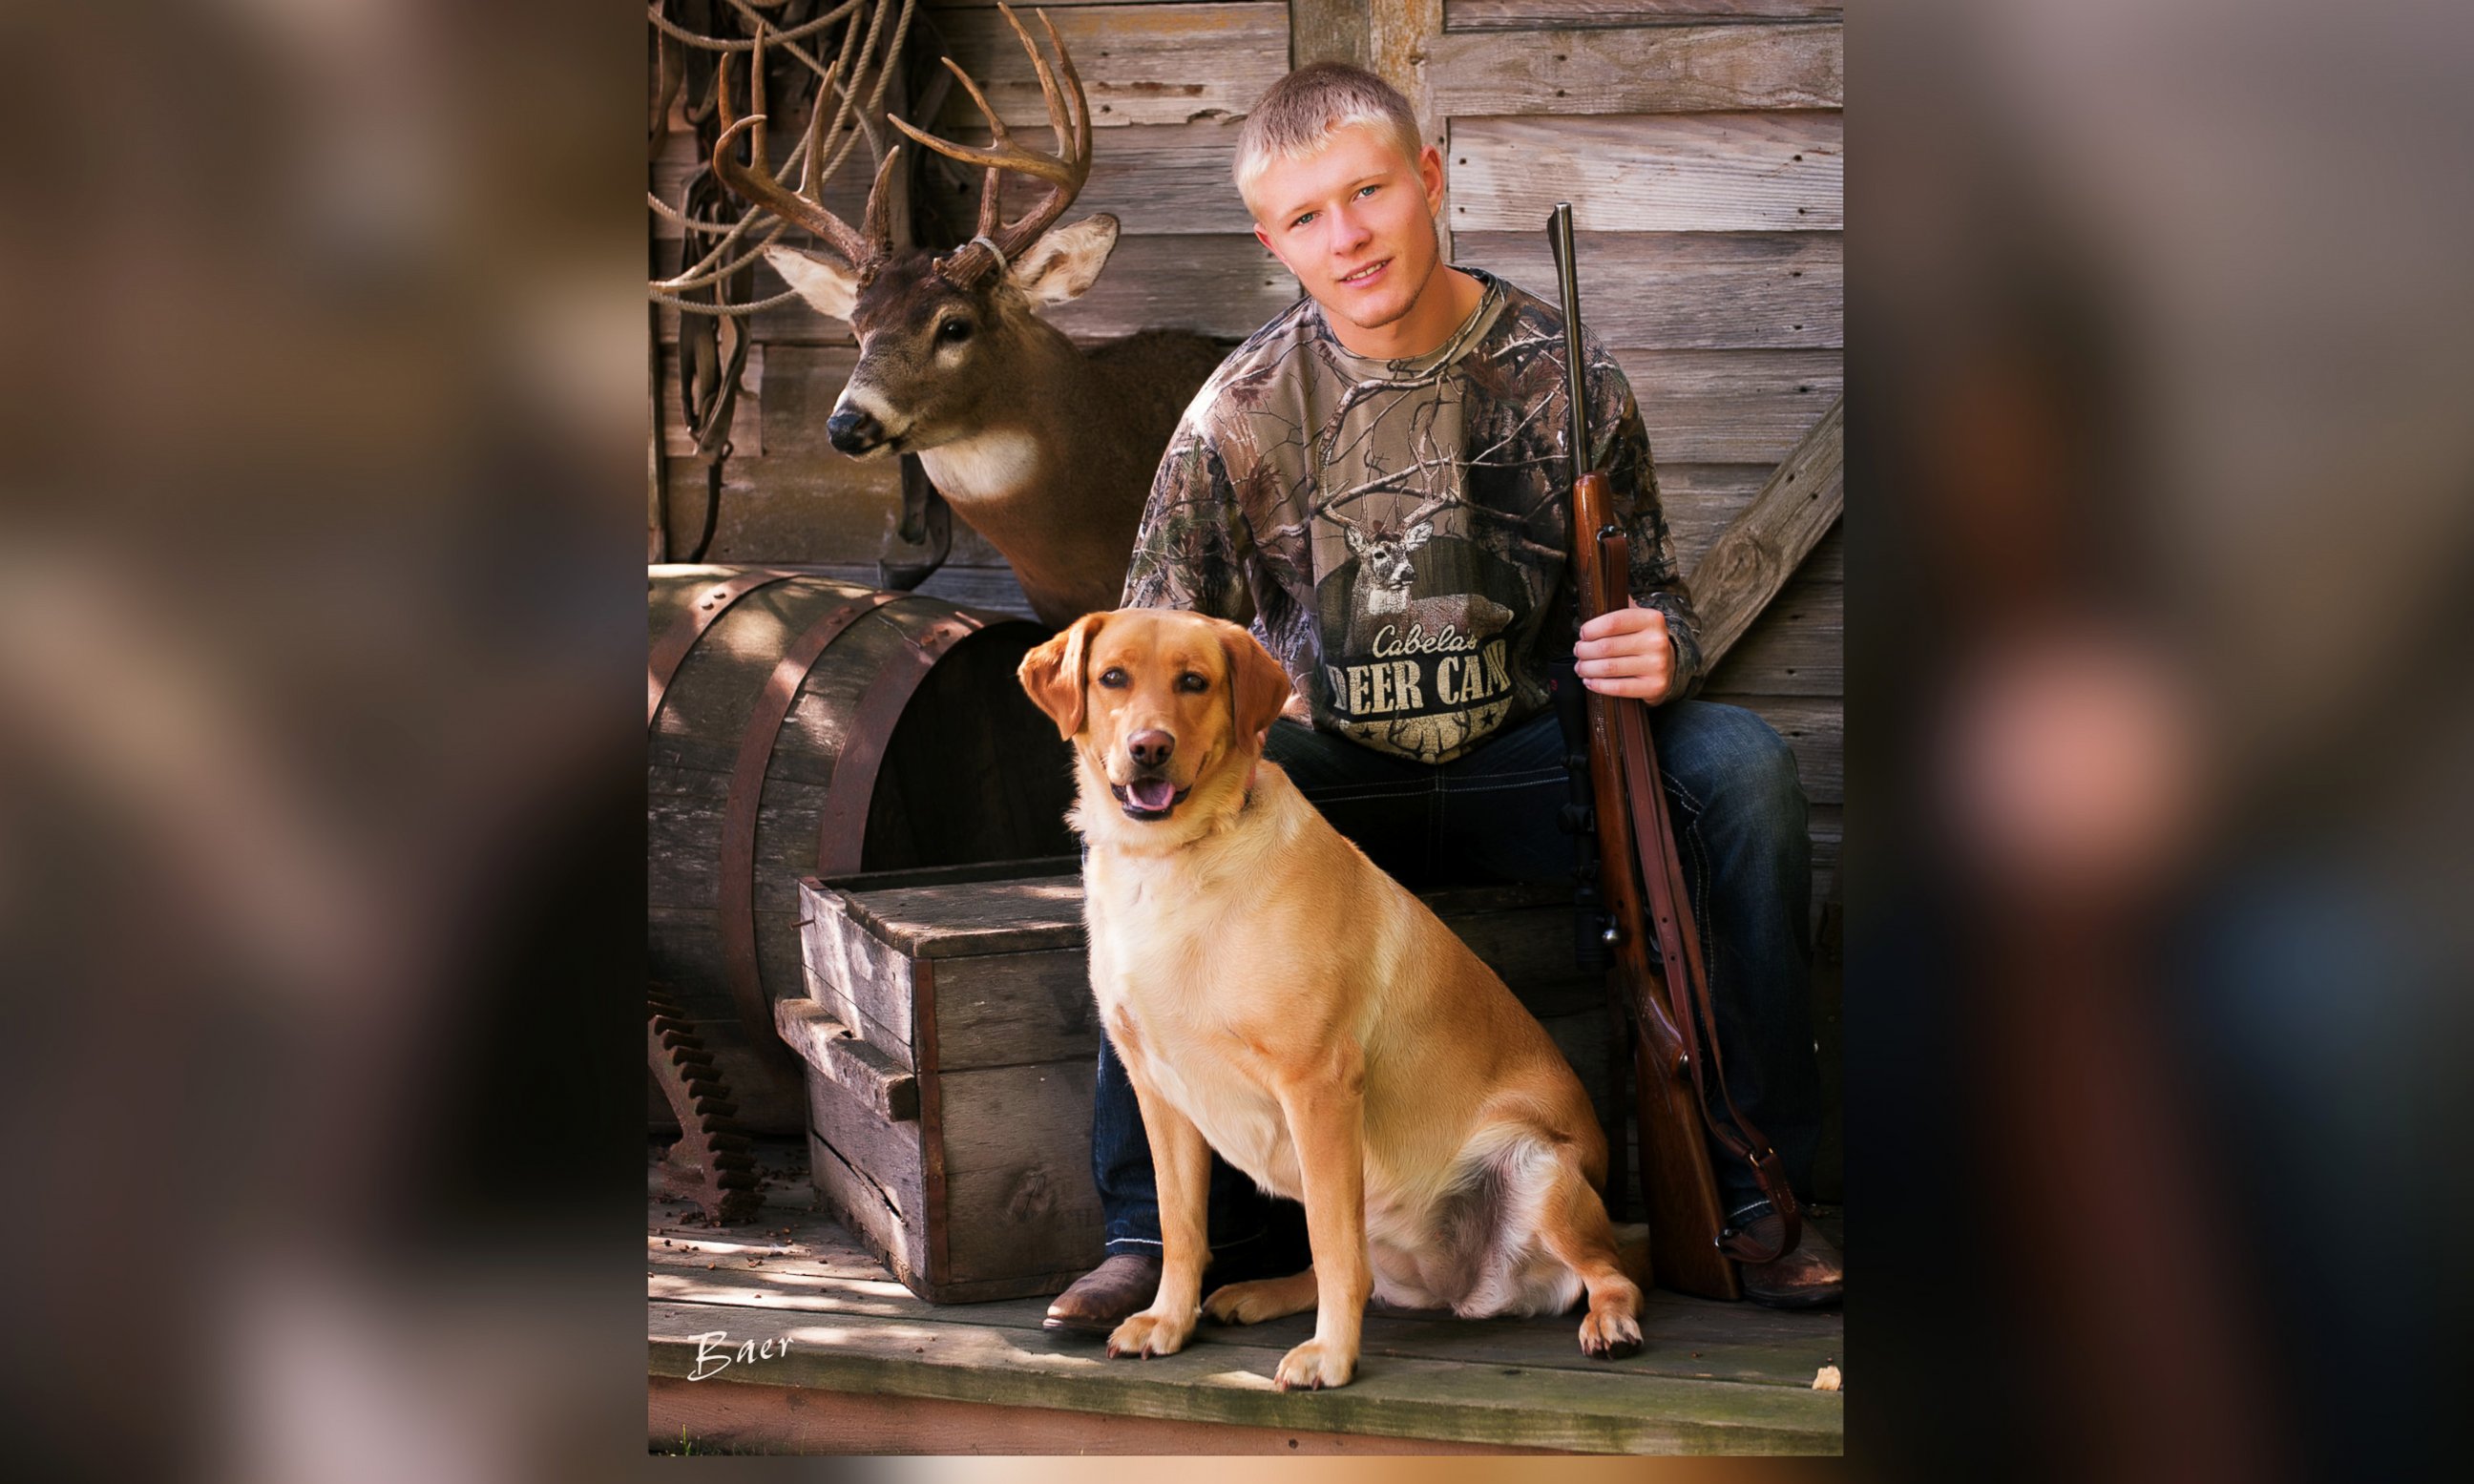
[1220,623,1294,747]
[1018,612,1107,740]
[764,244,859,322]
[1008,215,1120,305]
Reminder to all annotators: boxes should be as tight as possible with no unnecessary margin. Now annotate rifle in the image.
[1548,203,1800,1298]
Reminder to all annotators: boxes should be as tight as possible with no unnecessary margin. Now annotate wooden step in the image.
[648,1143,1845,1455]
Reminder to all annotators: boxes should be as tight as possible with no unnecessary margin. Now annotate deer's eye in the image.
[1177,672,1208,694]
[1098,667,1128,689]
[938,318,973,344]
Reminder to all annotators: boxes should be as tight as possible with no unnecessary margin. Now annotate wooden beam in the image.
[1290,0,1372,71]
[1371,0,1446,143]
[648,301,667,563]
[647,1297,1848,1453]
[1686,393,1842,670]
[919,120,1260,237]
[1617,348,1842,465]
[1425,22,1841,117]
[930,5,1291,130]
[1446,1,1845,28]
[1457,230,1841,350]
[1702,570,1840,696]
[1450,112,1841,233]
[1367,1,1442,252]
[652,1374,1571,1454]
[775,998,918,1123]
[742,236,1298,345]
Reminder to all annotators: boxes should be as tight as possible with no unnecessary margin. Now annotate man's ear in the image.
[1018,612,1107,739]
[1220,623,1294,746]
[764,244,860,323]
[1007,215,1119,306]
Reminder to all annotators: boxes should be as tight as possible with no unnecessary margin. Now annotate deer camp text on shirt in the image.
[1122,268,1703,765]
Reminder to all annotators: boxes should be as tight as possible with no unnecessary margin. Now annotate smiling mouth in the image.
[1337,259,1390,287]
[1109,776,1190,821]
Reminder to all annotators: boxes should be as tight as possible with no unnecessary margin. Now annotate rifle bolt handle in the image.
[1601,924,1622,947]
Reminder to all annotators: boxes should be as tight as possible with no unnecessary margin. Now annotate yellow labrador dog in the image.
[1018,607,1644,1390]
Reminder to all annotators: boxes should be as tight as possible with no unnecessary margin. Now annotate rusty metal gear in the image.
[649,983,763,1223]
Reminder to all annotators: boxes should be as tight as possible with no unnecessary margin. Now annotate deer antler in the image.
[1323,491,1459,539]
[710,24,902,277]
[887,4,1091,284]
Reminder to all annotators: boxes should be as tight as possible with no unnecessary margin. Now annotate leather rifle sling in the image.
[1603,530,1802,1265]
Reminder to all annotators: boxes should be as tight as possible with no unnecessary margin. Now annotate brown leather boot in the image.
[1739,1215,1844,1310]
[1043,1252,1164,1334]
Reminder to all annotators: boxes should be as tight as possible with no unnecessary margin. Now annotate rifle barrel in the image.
[1549,203,1590,481]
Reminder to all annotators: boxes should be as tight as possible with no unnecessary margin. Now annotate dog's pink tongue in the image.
[1128,777,1176,812]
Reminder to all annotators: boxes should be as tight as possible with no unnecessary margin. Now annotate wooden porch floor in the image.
[649,1141,1844,1454]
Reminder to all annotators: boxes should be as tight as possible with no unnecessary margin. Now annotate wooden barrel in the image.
[648,566,1076,1134]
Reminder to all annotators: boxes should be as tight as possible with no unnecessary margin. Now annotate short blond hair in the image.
[1233,63,1424,216]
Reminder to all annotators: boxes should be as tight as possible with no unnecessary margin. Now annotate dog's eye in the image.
[1098,667,1128,689]
[1177,672,1208,693]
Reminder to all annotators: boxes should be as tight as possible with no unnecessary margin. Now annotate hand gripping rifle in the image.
[1549,204,1799,1296]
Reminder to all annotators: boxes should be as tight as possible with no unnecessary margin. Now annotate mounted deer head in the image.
[701,3,1227,628]
[712,4,1119,462]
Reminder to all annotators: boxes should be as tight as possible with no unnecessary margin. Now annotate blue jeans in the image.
[1090,695,1823,1260]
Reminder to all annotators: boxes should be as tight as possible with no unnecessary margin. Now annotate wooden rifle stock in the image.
[1571,471,1743,1301]
[1553,200,1799,1297]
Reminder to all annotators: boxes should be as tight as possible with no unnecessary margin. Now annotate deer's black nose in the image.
[1127,730,1175,769]
[826,405,882,453]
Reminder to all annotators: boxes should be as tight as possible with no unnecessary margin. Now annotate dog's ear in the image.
[1018,612,1107,739]
[1220,623,1294,746]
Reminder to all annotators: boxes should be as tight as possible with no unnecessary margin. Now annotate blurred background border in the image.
[0,1,2467,1477]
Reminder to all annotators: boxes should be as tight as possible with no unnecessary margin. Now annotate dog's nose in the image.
[825,405,882,453]
[1127,729,1175,769]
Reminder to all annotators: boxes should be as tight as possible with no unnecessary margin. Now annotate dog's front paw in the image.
[1578,1301,1644,1360]
[1105,1307,1194,1359]
[1273,1337,1355,1390]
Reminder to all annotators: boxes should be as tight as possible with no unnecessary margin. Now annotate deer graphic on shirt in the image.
[1340,518,1513,657]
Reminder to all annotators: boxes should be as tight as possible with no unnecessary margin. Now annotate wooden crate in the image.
[790,859,1624,1305]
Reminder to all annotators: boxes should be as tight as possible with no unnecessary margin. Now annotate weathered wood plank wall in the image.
[651,0,1841,903]
[1396,0,1845,902]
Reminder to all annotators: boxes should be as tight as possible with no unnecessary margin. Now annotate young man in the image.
[1044,63,1842,1329]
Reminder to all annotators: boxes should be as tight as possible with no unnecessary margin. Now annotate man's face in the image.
[1249,123,1447,337]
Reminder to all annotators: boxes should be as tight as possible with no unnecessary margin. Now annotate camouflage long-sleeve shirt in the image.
[1122,267,1702,765]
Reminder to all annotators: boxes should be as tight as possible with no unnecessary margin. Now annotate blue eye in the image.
[1292,211,1316,229]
